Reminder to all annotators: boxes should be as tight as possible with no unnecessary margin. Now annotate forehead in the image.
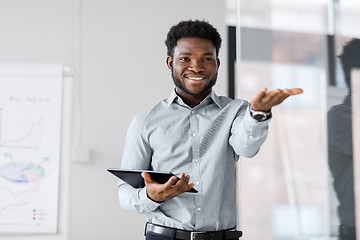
[174,37,216,55]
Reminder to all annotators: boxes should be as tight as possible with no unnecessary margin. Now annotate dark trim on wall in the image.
[326,35,336,86]
[228,26,236,99]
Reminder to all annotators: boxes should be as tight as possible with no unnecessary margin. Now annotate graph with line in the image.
[0,116,44,150]
[0,63,62,234]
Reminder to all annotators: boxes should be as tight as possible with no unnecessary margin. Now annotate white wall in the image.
[0,0,226,239]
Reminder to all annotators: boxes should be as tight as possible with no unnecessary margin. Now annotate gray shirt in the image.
[118,89,270,231]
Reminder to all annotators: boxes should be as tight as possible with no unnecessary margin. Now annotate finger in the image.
[179,172,186,180]
[258,89,285,109]
[178,174,193,191]
[163,175,178,190]
[185,183,195,192]
[263,88,284,100]
[173,173,186,186]
[265,88,303,100]
[270,88,302,105]
[170,173,188,189]
[178,174,190,185]
[183,174,196,193]
[184,175,194,190]
[269,93,290,106]
[284,88,303,95]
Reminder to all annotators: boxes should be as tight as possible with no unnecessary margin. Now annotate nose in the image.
[188,60,204,72]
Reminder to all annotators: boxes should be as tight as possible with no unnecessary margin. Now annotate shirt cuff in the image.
[244,108,271,133]
[139,187,162,212]
[247,106,270,121]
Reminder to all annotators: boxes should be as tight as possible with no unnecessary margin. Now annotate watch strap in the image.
[249,105,272,122]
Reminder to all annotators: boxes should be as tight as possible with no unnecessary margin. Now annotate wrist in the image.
[249,105,272,122]
[146,190,164,204]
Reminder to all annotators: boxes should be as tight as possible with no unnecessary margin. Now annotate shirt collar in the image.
[166,89,222,109]
[208,90,222,108]
[166,89,179,108]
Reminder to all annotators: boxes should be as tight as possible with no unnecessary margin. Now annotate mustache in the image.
[171,70,218,96]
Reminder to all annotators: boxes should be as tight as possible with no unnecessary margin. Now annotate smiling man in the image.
[117,20,303,240]
[168,37,220,108]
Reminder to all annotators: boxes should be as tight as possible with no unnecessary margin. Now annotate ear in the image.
[217,58,220,69]
[166,56,173,70]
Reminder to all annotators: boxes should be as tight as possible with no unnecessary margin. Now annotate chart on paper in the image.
[0,63,62,234]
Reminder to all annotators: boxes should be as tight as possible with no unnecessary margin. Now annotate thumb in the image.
[141,172,154,184]
[251,87,267,106]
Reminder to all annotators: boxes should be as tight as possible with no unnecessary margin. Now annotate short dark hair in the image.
[165,19,222,57]
[339,38,360,88]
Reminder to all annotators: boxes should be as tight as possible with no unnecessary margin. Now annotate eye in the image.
[204,57,214,62]
[179,57,190,62]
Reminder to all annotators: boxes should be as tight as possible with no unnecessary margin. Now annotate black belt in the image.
[145,223,243,240]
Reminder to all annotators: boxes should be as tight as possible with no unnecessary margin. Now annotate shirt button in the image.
[193,158,199,163]
[197,208,201,211]
[196,182,200,186]
[249,135,253,139]
[192,133,197,137]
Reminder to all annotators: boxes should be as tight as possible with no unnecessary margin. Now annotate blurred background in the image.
[0,0,359,239]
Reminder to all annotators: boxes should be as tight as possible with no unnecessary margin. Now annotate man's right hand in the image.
[141,172,194,203]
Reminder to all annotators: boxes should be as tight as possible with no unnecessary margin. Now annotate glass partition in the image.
[226,0,359,239]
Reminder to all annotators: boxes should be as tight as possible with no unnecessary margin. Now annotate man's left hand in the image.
[250,88,303,111]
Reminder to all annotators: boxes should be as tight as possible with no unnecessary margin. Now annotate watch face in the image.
[252,113,267,121]
[250,106,272,121]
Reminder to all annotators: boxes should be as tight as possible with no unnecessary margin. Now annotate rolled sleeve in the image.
[117,115,158,213]
[229,106,270,158]
[118,180,161,213]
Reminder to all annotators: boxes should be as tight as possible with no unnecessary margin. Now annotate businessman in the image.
[328,38,359,240]
[117,19,303,240]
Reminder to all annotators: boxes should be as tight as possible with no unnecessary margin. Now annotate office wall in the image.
[0,0,226,239]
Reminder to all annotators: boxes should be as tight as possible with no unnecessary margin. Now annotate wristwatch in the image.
[249,105,272,122]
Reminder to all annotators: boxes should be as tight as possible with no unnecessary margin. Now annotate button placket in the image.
[189,109,202,227]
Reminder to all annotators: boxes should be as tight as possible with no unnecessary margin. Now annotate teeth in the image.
[188,77,204,80]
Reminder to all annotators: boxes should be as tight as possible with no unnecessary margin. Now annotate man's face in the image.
[166,38,220,98]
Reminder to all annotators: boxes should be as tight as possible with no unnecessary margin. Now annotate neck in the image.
[175,88,210,108]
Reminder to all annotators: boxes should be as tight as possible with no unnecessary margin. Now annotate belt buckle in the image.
[190,231,207,240]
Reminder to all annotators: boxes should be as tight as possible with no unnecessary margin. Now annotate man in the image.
[118,20,303,240]
[327,38,359,240]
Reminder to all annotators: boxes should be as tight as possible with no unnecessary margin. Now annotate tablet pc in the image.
[107,169,197,193]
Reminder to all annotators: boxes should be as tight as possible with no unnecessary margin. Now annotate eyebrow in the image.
[179,52,215,56]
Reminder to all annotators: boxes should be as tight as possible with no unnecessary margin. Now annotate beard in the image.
[171,69,218,96]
